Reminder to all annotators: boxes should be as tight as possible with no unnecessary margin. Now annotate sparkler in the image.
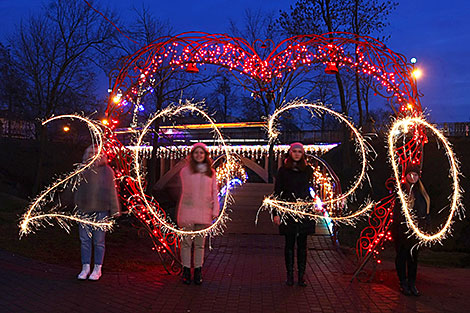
[388,116,463,244]
[19,115,114,237]
[133,101,236,237]
[262,99,373,222]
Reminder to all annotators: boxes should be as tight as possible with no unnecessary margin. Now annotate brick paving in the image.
[1,233,468,313]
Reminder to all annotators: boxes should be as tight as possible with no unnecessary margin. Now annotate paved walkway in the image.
[0,234,468,313]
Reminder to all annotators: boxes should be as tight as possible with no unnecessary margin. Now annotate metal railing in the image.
[437,122,470,137]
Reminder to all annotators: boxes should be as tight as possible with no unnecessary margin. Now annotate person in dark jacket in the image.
[391,163,430,296]
[273,142,316,287]
[74,145,121,281]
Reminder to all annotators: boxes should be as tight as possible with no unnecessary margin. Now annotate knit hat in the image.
[191,142,208,153]
[289,142,304,152]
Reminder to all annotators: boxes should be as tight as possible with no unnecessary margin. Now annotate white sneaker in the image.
[88,264,102,281]
[77,264,90,280]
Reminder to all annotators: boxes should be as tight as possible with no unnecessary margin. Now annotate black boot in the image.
[182,266,191,285]
[297,272,307,287]
[297,237,307,287]
[285,247,294,286]
[399,280,411,296]
[194,267,203,285]
[408,281,420,296]
[286,271,294,286]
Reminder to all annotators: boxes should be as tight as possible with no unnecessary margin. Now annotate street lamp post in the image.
[410,57,419,100]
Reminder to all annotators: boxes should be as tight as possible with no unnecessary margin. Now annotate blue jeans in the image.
[78,211,109,265]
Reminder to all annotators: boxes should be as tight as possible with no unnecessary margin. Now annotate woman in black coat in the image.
[273,142,316,287]
[391,164,430,296]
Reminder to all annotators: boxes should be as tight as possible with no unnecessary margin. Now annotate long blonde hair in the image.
[418,180,431,214]
[409,179,431,214]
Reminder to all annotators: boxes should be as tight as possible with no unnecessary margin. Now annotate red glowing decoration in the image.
[324,62,339,74]
[106,32,421,121]
[185,63,199,73]
[104,32,423,274]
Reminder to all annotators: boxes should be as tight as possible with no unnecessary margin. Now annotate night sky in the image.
[1,0,469,122]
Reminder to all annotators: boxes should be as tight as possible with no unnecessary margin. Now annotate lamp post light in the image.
[410,57,421,101]
[412,68,422,80]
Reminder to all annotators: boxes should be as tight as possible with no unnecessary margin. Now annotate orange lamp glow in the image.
[412,68,422,79]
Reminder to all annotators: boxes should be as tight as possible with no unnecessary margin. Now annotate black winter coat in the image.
[273,165,316,235]
[391,183,430,247]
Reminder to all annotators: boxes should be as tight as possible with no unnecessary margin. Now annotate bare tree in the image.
[277,0,398,169]
[8,0,117,193]
[229,9,325,118]
[0,43,30,137]
[229,9,279,54]
[206,74,238,122]
[349,0,398,126]
[368,106,393,135]
[306,75,338,131]
[278,0,398,125]
[279,1,349,116]
[229,9,331,181]
[107,5,214,191]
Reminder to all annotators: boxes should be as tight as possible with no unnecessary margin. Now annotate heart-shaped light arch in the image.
[107,31,420,122]
[106,31,458,264]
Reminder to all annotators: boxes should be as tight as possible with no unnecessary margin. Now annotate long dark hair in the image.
[283,152,308,171]
[188,147,214,177]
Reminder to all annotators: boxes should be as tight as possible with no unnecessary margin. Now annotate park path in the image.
[1,233,464,313]
[1,182,468,312]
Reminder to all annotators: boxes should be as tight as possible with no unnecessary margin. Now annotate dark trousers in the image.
[284,233,307,276]
[395,241,418,283]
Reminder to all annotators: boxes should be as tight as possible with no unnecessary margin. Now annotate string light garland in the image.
[19,115,114,237]
[125,144,338,160]
[310,164,340,215]
[216,156,248,186]
[107,32,420,121]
